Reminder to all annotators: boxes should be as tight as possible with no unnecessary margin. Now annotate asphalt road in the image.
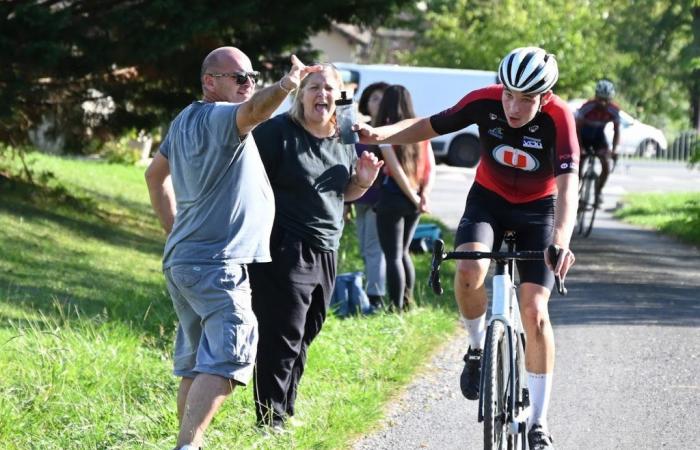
[353,161,700,450]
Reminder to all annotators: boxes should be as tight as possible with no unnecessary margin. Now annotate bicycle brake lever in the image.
[547,245,568,296]
[429,239,445,295]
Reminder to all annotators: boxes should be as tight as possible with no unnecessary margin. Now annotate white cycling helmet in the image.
[595,79,615,100]
[498,47,559,95]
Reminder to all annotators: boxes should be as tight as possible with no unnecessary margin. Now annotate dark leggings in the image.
[375,189,420,311]
[249,226,336,426]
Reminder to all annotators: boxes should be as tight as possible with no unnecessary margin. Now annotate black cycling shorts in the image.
[579,126,608,152]
[455,183,555,289]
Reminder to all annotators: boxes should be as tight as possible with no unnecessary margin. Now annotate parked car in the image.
[568,99,668,158]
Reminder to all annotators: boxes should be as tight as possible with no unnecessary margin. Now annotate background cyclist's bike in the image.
[429,235,566,449]
[577,146,617,237]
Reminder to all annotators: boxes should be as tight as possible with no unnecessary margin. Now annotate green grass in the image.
[615,192,700,246]
[0,152,458,449]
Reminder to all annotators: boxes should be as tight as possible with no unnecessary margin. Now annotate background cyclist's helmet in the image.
[498,47,559,95]
[595,79,615,100]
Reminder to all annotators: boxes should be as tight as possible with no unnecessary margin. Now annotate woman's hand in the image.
[418,191,430,213]
[355,150,384,186]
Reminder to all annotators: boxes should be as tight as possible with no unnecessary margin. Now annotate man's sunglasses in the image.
[207,71,260,85]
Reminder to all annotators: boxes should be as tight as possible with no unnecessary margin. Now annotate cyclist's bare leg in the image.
[453,242,490,320]
[454,242,491,400]
[519,282,555,430]
[578,152,588,182]
[595,150,611,203]
[519,283,554,371]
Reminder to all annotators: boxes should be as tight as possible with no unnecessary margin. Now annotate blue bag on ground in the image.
[331,271,373,317]
[410,223,442,253]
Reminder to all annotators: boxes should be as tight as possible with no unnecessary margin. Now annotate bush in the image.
[100,129,153,165]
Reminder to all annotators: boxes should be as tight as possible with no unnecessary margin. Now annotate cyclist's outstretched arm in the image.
[549,172,578,278]
[356,117,438,145]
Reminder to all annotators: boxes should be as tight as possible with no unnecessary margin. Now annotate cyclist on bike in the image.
[575,79,621,206]
[355,47,578,450]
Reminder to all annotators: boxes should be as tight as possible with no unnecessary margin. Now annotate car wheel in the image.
[636,139,661,158]
[448,134,480,167]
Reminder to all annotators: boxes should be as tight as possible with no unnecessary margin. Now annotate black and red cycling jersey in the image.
[576,99,621,128]
[429,84,579,204]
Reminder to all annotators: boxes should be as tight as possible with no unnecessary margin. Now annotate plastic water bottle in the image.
[335,91,359,145]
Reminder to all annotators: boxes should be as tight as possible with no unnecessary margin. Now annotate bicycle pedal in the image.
[509,420,527,435]
[522,388,530,408]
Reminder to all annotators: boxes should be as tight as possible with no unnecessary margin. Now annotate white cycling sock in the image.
[527,372,552,431]
[461,314,486,350]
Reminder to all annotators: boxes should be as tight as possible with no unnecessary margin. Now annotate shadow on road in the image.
[548,224,700,327]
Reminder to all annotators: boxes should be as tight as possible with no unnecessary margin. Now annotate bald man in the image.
[145,47,321,450]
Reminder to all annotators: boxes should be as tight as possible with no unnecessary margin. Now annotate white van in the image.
[272,63,497,167]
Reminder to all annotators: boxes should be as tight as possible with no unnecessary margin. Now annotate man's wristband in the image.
[278,79,293,94]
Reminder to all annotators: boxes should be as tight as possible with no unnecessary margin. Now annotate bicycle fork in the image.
[478,271,530,437]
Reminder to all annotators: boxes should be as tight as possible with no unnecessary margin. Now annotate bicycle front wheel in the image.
[578,170,596,236]
[583,196,598,237]
[483,320,509,449]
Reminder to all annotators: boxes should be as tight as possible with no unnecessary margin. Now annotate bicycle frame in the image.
[478,238,529,439]
[428,237,566,447]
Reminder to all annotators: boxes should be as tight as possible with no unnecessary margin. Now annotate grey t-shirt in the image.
[253,113,357,252]
[160,101,275,268]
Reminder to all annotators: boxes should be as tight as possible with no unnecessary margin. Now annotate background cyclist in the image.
[355,47,579,450]
[575,79,621,206]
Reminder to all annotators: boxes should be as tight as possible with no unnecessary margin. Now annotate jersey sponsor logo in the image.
[492,145,540,171]
[489,113,498,120]
[523,136,543,150]
[488,127,504,139]
[528,125,539,133]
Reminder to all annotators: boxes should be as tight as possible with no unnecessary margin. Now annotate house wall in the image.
[309,31,358,63]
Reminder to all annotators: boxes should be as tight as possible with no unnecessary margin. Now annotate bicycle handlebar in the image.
[429,239,567,296]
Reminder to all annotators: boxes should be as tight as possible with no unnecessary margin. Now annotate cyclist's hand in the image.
[545,245,576,280]
[354,122,381,144]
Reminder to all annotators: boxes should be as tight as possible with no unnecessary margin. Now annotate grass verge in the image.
[0,152,458,449]
[614,192,700,246]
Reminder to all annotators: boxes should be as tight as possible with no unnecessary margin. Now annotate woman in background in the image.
[352,81,389,309]
[373,85,435,312]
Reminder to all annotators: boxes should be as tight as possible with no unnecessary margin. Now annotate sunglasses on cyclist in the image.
[207,71,260,85]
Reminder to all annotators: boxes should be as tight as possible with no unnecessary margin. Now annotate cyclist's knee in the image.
[455,260,487,290]
[519,291,551,334]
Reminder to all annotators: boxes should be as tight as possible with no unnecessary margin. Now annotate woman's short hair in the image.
[288,64,344,126]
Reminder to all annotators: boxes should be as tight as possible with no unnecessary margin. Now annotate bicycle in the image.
[428,234,566,449]
[577,146,617,237]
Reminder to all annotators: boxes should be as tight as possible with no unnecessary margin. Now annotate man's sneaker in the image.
[459,347,482,400]
[528,423,554,450]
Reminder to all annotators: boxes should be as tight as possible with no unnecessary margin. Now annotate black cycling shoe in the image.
[527,423,555,450]
[459,347,482,400]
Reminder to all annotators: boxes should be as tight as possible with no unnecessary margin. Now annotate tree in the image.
[400,0,697,130]
[610,0,698,131]
[400,0,617,98]
[0,0,412,152]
